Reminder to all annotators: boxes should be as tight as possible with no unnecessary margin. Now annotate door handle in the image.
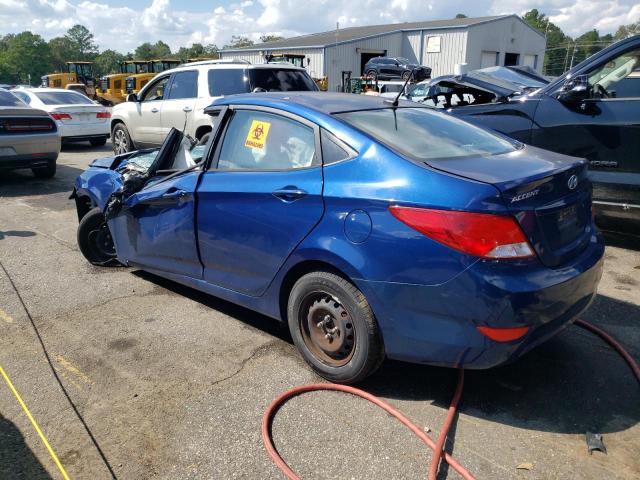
[182,106,193,112]
[272,187,308,202]
[151,108,159,113]
[161,189,187,200]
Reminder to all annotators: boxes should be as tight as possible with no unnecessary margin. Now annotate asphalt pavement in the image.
[1,142,639,479]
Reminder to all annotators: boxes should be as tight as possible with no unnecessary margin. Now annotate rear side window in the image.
[321,130,356,165]
[209,69,250,96]
[34,91,94,105]
[217,110,317,170]
[336,108,516,160]
[12,91,31,104]
[248,69,319,92]
[167,70,198,99]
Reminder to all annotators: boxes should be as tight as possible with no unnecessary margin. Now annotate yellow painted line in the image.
[0,364,71,480]
[0,307,13,324]
[54,355,92,385]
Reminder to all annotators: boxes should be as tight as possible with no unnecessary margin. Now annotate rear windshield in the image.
[208,68,318,96]
[34,91,94,105]
[335,108,517,160]
[0,89,25,107]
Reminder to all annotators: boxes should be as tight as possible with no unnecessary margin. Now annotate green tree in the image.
[175,43,219,60]
[94,49,125,76]
[522,9,571,76]
[65,24,98,59]
[224,35,254,49]
[259,34,284,43]
[455,14,467,19]
[48,36,76,72]
[614,21,640,40]
[135,40,172,60]
[0,32,52,84]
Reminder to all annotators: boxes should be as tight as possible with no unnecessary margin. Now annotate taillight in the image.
[50,112,72,121]
[96,111,111,119]
[388,206,535,259]
[4,119,53,132]
[477,326,530,342]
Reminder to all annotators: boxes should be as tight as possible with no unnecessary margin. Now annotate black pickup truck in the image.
[450,35,640,233]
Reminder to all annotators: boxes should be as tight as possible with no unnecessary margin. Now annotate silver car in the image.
[0,88,61,178]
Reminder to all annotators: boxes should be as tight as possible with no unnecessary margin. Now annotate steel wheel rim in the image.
[114,129,127,154]
[87,223,115,258]
[299,292,355,367]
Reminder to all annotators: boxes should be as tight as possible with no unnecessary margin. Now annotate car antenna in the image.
[384,67,416,108]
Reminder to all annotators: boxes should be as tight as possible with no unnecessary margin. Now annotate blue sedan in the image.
[73,92,604,383]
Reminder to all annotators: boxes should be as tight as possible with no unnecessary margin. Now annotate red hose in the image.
[261,376,475,480]
[575,319,640,383]
[262,320,639,480]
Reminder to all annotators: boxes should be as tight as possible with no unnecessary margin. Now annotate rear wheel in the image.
[112,123,133,155]
[287,271,384,383]
[366,69,378,81]
[77,207,118,266]
[401,71,411,81]
[32,159,56,179]
[90,137,107,147]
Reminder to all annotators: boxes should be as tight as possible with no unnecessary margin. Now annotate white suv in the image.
[110,60,319,154]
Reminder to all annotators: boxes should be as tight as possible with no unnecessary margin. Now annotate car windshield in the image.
[0,89,25,107]
[208,68,318,96]
[34,91,94,105]
[335,108,516,160]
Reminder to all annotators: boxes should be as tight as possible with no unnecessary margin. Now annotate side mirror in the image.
[126,93,138,102]
[557,75,589,104]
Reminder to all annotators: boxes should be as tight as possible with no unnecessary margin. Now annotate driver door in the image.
[131,74,171,147]
[531,45,640,209]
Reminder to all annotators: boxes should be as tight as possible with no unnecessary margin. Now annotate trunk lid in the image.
[49,104,108,125]
[426,145,593,267]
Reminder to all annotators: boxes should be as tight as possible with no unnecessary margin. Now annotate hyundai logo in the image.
[568,175,578,190]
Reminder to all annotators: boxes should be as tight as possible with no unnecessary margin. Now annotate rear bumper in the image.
[59,122,110,140]
[0,132,60,170]
[356,230,605,369]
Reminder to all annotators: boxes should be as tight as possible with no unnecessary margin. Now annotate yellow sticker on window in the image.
[244,120,271,149]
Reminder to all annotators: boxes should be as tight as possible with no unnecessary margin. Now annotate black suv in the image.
[364,57,431,81]
[450,35,640,233]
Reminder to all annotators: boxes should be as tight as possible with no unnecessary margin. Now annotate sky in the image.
[0,0,639,53]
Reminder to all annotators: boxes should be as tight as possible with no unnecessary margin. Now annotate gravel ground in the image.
[0,141,638,480]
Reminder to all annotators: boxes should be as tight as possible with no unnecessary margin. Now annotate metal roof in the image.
[222,15,525,52]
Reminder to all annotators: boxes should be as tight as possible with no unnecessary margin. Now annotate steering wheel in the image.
[595,83,610,98]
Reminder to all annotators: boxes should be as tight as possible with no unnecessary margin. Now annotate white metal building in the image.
[220,15,546,92]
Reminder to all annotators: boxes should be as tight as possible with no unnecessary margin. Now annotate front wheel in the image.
[287,271,384,384]
[112,123,133,155]
[77,207,118,266]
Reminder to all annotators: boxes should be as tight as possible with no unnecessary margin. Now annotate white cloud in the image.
[0,0,637,53]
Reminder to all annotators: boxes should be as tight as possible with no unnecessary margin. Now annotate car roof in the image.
[208,92,419,115]
[163,60,306,76]
[12,87,87,94]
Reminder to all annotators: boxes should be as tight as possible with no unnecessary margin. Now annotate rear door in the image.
[196,107,324,296]
[160,70,199,139]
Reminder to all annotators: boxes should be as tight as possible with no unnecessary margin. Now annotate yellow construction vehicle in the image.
[96,60,156,105]
[41,61,97,97]
[124,59,182,95]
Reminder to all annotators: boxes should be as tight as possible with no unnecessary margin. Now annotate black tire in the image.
[77,207,118,266]
[287,271,384,384]
[365,69,378,81]
[90,137,107,147]
[401,71,411,81]
[112,123,133,155]
[32,159,56,178]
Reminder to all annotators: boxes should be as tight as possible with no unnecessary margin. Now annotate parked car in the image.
[448,35,640,232]
[407,66,548,107]
[110,60,319,155]
[364,56,431,81]
[0,88,60,178]
[12,87,111,146]
[73,92,604,383]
